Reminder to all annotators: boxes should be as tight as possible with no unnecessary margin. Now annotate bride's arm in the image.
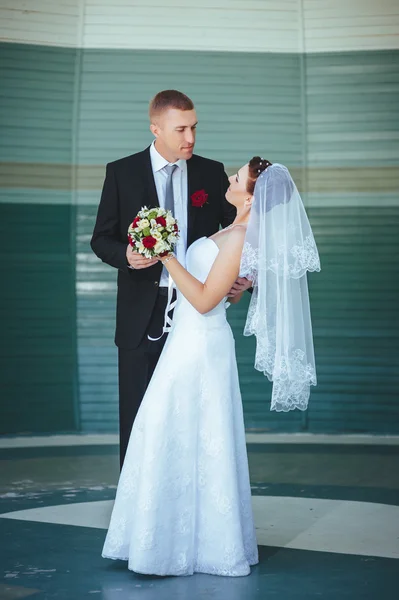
[161,228,245,315]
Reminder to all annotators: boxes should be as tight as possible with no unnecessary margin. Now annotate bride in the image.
[102,157,320,577]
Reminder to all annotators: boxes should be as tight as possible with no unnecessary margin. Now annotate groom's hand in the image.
[227,277,252,298]
[126,245,158,269]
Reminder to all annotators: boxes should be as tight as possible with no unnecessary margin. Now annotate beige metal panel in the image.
[303,0,399,52]
[82,0,301,52]
[0,0,82,47]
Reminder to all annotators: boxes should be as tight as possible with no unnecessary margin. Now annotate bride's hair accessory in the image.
[248,156,272,192]
[239,163,320,412]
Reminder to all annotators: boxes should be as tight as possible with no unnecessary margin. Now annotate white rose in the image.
[166,214,175,227]
[154,240,167,254]
[151,230,163,241]
[137,218,150,231]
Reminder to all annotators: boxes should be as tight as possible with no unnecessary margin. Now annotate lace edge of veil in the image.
[240,238,321,281]
[244,301,317,413]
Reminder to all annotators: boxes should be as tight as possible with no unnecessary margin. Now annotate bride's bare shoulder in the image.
[218,225,246,255]
[227,225,247,243]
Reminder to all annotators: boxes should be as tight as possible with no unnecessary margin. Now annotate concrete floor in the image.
[0,434,398,599]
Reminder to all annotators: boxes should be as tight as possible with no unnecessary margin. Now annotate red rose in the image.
[132,217,141,228]
[155,216,167,227]
[191,189,208,208]
[173,223,179,232]
[142,235,157,249]
[128,234,134,247]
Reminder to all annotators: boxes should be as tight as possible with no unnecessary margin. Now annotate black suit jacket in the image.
[91,147,236,349]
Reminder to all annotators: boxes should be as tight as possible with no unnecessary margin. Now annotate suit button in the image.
[154,281,158,286]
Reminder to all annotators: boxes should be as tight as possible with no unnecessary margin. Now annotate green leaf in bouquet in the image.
[143,227,151,236]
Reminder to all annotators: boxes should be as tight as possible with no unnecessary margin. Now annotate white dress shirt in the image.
[149,141,188,288]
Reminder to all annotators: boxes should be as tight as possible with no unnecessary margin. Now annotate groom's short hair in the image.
[149,90,194,121]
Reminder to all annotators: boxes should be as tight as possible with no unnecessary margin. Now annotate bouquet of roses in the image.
[128,206,179,258]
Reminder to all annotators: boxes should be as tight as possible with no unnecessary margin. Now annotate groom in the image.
[91,90,250,468]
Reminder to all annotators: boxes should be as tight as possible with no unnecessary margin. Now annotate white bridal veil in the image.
[239,163,321,411]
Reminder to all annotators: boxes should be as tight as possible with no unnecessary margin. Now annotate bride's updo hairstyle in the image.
[247,157,272,195]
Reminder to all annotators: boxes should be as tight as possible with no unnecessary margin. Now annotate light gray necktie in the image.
[163,164,178,215]
[147,163,178,342]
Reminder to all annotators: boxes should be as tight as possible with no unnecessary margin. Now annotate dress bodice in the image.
[172,237,228,329]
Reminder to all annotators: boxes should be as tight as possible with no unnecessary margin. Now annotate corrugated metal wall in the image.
[82,0,300,53]
[303,0,399,52]
[303,50,399,432]
[0,43,79,433]
[1,1,398,434]
[0,1,81,47]
[2,0,398,53]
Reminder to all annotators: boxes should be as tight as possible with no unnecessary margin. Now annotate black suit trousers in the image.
[118,290,175,469]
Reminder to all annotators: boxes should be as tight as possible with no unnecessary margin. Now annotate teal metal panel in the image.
[77,50,303,168]
[0,43,76,163]
[305,50,399,167]
[303,50,399,432]
[76,204,118,432]
[306,206,399,433]
[0,42,78,434]
[0,203,78,434]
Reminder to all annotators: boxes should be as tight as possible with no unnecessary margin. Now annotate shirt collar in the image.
[150,141,186,173]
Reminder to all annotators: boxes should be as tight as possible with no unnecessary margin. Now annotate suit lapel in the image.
[141,146,159,208]
[187,155,202,247]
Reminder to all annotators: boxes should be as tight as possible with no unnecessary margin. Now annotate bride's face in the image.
[226,164,252,208]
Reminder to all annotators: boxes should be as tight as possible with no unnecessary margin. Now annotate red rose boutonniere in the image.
[191,189,208,208]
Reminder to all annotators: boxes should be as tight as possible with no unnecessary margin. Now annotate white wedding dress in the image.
[102,237,259,577]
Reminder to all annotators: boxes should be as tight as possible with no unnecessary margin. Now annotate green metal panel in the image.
[304,50,399,432]
[76,204,118,432]
[0,43,76,163]
[305,50,399,167]
[0,42,78,434]
[307,206,399,432]
[0,203,78,434]
[77,49,303,167]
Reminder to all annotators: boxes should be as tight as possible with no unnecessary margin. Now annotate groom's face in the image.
[151,108,197,162]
